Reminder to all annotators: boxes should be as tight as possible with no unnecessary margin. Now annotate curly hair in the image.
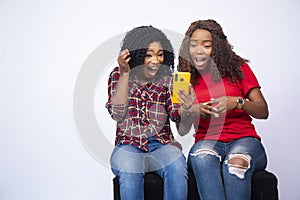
[120,25,175,79]
[178,19,248,85]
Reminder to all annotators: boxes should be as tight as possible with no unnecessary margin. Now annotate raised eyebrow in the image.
[202,40,212,44]
[146,49,164,53]
[190,39,212,43]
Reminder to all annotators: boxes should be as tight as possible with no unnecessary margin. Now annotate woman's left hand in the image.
[209,96,238,114]
[178,84,196,111]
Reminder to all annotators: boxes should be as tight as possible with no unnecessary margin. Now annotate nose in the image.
[151,56,159,64]
[194,44,205,54]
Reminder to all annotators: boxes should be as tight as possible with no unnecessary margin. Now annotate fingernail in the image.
[213,113,219,117]
[212,107,218,111]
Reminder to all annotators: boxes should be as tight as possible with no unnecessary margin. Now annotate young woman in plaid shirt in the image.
[106,26,194,200]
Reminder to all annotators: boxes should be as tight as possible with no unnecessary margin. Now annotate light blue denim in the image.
[110,138,188,200]
[188,137,267,200]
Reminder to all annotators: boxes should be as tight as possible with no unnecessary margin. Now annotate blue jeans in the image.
[188,137,267,200]
[110,139,188,200]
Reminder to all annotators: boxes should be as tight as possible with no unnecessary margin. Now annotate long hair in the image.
[120,26,175,79]
[178,19,248,85]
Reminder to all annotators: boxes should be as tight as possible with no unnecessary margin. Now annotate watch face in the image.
[238,98,244,104]
[237,97,244,109]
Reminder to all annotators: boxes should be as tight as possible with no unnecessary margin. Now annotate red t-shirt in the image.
[193,63,261,143]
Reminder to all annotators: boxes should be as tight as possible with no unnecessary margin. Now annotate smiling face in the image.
[141,41,164,79]
[189,29,213,71]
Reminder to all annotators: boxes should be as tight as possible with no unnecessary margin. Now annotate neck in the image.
[138,73,153,85]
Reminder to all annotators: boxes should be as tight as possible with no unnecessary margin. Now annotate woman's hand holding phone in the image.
[172,72,191,104]
[177,84,196,111]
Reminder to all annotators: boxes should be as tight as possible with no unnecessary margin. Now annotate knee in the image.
[169,155,188,174]
[162,155,188,181]
[225,153,251,179]
[189,148,221,166]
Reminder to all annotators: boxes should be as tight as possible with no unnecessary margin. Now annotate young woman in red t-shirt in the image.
[176,19,269,200]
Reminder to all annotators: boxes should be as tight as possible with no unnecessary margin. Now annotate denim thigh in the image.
[110,144,146,174]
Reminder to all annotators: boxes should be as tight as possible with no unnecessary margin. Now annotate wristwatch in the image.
[236,97,245,109]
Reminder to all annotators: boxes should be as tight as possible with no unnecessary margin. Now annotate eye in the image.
[145,54,152,58]
[203,42,212,49]
[158,52,164,57]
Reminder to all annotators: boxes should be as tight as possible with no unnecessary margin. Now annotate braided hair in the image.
[178,19,248,85]
[120,26,175,79]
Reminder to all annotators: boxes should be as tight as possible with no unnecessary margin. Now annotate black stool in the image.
[113,170,278,200]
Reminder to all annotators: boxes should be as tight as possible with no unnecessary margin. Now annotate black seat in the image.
[113,170,278,200]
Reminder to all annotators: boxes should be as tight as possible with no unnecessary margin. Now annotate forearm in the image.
[111,73,130,105]
[176,107,194,136]
[211,90,269,119]
[239,88,269,119]
[242,99,269,119]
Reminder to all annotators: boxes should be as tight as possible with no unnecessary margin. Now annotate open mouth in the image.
[193,57,207,68]
[146,66,160,76]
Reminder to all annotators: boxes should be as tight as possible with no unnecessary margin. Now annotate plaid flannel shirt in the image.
[105,67,181,151]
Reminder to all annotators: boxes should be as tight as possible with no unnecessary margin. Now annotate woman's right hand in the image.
[198,103,217,118]
[192,101,219,119]
[118,49,131,76]
[178,84,196,111]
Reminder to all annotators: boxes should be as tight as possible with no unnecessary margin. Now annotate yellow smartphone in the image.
[172,72,191,104]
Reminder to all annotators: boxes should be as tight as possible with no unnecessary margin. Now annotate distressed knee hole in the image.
[190,148,221,161]
[226,153,251,179]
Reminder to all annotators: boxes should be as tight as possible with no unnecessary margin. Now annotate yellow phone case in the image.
[172,72,191,104]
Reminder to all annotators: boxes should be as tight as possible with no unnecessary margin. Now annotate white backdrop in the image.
[1,0,299,199]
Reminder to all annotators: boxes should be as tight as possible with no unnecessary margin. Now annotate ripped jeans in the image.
[188,137,267,200]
